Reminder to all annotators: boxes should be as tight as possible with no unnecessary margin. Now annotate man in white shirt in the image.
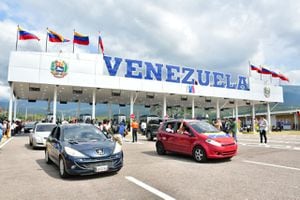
[141,121,147,135]
[258,116,268,143]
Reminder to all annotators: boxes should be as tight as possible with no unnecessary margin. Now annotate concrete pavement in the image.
[0,133,299,200]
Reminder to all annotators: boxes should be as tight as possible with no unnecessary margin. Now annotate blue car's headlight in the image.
[65,147,87,158]
[206,139,222,147]
[113,143,122,154]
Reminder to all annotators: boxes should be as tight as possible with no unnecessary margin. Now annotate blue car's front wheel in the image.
[59,157,69,178]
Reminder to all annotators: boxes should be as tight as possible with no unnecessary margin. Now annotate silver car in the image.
[29,123,56,148]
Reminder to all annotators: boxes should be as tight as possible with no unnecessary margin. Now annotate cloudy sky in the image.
[1,0,300,100]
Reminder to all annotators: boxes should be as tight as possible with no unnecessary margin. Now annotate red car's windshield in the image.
[189,121,220,133]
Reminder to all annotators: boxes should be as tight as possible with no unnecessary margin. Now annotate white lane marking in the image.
[243,160,300,171]
[238,143,300,151]
[0,137,14,149]
[125,176,176,200]
[238,138,300,144]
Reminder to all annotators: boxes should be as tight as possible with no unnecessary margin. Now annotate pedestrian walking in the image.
[131,119,139,143]
[119,120,126,142]
[258,116,268,143]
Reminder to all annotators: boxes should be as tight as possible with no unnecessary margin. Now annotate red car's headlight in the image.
[205,139,222,147]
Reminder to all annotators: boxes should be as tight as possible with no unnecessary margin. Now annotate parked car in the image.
[45,124,123,178]
[139,114,159,135]
[24,121,36,133]
[29,123,56,148]
[156,119,237,162]
[145,118,163,141]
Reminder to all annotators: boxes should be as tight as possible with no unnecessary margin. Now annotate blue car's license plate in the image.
[94,165,108,172]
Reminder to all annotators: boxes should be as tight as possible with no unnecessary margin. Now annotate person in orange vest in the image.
[131,119,139,143]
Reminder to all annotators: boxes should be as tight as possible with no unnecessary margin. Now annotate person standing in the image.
[258,116,268,143]
[141,121,147,135]
[131,119,139,143]
[0,120,3,143]
[230,118,237,141]
[214,118,222,130]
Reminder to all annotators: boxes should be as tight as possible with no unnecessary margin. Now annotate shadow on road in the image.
[142,150,232,164]
[24,143,45,151]
[36,159,118,181]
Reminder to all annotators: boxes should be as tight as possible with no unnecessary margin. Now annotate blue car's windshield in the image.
[189,121,220,133]
[63,125,107,142]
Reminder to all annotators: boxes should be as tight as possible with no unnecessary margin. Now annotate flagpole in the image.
[248,60,251,77]
[72,29,75,53]
[16,25,19,51]
[98,31,100,54]
[45,27,48,52]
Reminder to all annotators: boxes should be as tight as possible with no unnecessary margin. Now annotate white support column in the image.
[92,89,96,121]
[163,94,167,119]
[13,97,17,121]
[8,83,14,137]
[130,93,134,133]
[53,86,57,124]
[252,103,256,132]
[216,99,220,119]
[77,100,81,119]
[267,102,271,133]
[235,102,239,134]
[25,107,28,121]
[47,99,51,113]
[108,103,112,119]
[294,112,299,130]
[294,112,298,130]
[192,97,195,119]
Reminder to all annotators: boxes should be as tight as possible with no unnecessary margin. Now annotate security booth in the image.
[113,114,126,124]
[79,114,92,123]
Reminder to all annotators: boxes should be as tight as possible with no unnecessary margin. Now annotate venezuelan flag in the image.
[48,29,70,42]
[271,70,279,78]
[278,73,289,82]
[73,31,89,45]
[250,64,262,73]
[18,27,40,41]
[261,67,272,75]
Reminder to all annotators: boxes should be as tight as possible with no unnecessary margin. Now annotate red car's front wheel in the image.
[193,146,207,162]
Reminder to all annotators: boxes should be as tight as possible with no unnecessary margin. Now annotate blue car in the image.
[45,124,123,178]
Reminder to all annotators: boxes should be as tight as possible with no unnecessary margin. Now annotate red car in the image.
[156,119,237,162]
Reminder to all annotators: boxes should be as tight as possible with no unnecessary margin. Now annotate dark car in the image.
[156,119,237,162]
[45,124,123,178]
[24,122,36,133]
[145,118,163,141]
